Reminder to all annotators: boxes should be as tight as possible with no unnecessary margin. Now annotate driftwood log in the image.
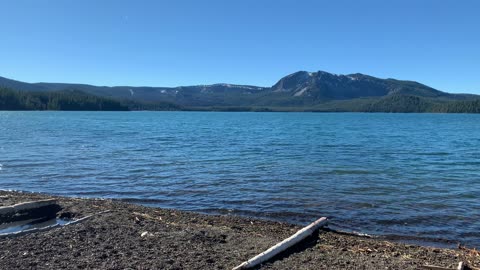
[421,261,465,270]
[232,217,328,270]
[0,199,61,224]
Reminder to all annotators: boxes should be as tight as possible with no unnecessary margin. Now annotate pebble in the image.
[141,231,153,237]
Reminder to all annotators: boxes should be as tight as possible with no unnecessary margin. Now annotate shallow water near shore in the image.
[0,111,479,247]
[0,218,70,235]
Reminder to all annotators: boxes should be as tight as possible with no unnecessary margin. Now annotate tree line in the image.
[1,87,479,113]
[0,88,128,111]
[363,94,480,113]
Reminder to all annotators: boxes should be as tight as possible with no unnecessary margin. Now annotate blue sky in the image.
[1,0,479,93]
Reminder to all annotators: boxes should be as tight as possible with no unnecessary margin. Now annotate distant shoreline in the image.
[0,108,479,114]
[1,109,480,114]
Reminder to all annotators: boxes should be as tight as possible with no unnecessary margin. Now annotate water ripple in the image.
[1,111,480,247]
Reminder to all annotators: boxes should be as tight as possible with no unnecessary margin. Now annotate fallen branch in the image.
[67,210,111,225]
[232,217,328,270]
[421,261,465,270]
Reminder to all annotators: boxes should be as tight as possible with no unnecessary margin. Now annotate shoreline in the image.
[1,190,479,269]
[0,189,464,250]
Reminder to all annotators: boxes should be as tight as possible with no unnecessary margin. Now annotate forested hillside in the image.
[363,95,480,113]
[0,88,128,111]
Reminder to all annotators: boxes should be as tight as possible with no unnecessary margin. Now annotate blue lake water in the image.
[0,111,479,247]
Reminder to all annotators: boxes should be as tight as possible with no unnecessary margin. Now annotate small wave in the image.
[119,197,170,205]
[6,162,57,169]
[380,234,458,249]
[329,169,375,175]
[418,152,450,156]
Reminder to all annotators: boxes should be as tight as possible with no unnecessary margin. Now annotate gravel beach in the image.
[1,191,478,270]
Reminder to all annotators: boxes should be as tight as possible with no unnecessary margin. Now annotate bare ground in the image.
[1,191,479,270]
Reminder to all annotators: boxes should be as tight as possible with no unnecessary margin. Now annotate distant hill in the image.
[0,71,479,112]
[0,76,267,106]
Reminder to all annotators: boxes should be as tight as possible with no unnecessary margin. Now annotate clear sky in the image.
[1,0,479,93]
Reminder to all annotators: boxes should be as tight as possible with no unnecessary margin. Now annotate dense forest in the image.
[175,95,480,113]
[120,100,182,111]
[363,95,480,113]
[0,88,128,111]
[432,99,480,113]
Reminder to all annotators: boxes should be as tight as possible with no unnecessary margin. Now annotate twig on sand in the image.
[133,212,163,222]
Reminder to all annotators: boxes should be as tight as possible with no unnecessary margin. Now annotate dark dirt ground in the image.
[1,191,479,270]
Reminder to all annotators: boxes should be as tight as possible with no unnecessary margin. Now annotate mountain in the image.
[272,71,449,99]
[0,71,479,112]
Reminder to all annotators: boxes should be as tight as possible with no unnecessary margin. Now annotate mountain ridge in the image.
[0,70,479,112]
[0,70,474,98]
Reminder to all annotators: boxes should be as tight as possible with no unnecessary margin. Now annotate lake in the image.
[0,111,479,247]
